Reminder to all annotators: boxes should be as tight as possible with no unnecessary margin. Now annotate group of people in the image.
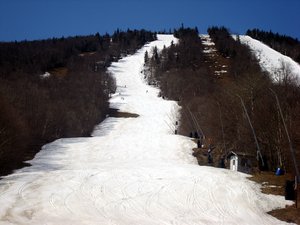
[191,131,216,165]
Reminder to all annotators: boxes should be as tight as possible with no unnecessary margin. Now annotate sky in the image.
[0,0,299,42]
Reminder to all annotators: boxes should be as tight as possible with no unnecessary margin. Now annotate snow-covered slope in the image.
[0,35,293,225]
[237,35,300,83]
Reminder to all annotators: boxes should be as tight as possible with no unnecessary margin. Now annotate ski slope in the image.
[0,35,294,225]
[237,35,300,83]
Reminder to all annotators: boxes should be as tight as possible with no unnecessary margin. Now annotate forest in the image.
[145,27,300,174]
[0,29,156,176]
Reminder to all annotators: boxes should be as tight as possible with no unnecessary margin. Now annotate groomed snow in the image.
[237,35,300,83]
[0,35,294,225]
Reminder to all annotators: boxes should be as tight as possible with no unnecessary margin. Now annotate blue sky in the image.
[0,0,299,41]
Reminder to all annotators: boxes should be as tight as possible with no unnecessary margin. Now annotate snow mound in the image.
[40,71,51,79]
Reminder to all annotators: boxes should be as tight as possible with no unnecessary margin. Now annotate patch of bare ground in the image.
[109,108,139,118]
[269,206,300,224]
[249,172,300,224]
[200,35,231,82]
[49,67,68,78]
[192,144,225,168]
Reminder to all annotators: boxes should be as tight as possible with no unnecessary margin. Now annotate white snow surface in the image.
[0,35,294,225]
[40,72,51,79]
[237,35,300,83]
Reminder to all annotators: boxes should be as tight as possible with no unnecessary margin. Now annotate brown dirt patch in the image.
[109,108,139,118]
[49,67,68,78]
[249,172,300,224]
[269,206,300,224]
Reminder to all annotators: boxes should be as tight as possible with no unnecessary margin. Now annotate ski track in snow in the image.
[0,35,294,225]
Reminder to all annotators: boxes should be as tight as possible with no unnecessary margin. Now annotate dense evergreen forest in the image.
[246,28,300,63]
[0,29,156,175]
[146,27,300,174]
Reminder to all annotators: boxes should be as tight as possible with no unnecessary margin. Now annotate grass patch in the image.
[249,171,293,196]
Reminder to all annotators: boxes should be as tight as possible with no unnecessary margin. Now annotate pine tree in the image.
[144,50,149,64]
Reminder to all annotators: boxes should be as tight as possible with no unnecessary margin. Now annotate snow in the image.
[236,35,300,83]
[201,35,217,54]
[0,35,294,225]
[201,35,215,46]
[215,70,227,74]
[40,72,51,79]
[203,49,216,54]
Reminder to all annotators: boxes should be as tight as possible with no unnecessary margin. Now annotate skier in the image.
[207,144,214,165]
[197,139,202,148]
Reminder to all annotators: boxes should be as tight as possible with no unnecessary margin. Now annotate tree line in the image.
[146,27,300,174]
[0,29,156,176]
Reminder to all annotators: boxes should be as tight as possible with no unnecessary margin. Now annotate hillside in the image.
[0,34,294,225]
[146,28,300,224]
[237,35,300,83]
[0,29,156,176]
[0,26,300,224]
[146,27,300,177]
[236,34,300,178]
[246,29,300,64]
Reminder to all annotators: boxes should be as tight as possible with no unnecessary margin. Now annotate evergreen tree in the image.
[144,50,149,64]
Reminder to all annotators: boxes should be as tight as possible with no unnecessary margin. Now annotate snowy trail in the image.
[236,35,300,83]
[0,35,293,225]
